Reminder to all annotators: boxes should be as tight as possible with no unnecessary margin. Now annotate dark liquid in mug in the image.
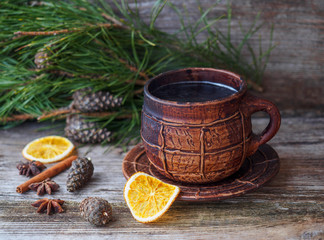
[151,81,237,102]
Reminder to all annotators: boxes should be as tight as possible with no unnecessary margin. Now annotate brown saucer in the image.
[122,143,280,202]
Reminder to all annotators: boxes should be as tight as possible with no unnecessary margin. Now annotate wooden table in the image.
[1,117,324,239]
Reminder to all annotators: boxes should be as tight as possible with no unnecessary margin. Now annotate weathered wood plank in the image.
[1,200,324,239]
[112,0,324,111]
[0,117,324,239]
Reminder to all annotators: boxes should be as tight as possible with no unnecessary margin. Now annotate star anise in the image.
[28,178,60,195]
[31,198,64,215]
[17,160,46,177]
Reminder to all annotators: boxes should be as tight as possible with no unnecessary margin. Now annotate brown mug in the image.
[141,68,281,184]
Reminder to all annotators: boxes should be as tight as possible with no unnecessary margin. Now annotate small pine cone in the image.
[80,197,113,226]
[65,114,112,143]
[34,49,51,69]
[72,87,123,112]
[66,157,94,192]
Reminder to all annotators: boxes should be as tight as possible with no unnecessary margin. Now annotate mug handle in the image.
[240,93,281,155]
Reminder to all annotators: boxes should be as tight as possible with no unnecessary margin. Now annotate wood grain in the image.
[112,0,324,112]
[0,117,323,239]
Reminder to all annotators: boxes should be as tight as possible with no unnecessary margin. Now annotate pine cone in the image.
[66,157,94,192]
[80,197,113,226]
[72,87,123,112]
[65,114,112,143]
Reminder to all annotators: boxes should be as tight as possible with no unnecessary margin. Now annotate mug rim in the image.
[144,67,247,106]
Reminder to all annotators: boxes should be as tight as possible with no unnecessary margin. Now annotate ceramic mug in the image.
[141,68,281,184]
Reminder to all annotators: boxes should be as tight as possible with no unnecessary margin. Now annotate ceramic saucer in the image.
[122,143,280,202]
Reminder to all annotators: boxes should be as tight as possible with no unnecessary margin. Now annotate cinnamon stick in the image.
[16,155,77,193]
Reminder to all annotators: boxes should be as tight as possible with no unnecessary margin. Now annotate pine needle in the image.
[0,0,275,145]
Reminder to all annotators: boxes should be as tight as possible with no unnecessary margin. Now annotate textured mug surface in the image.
[141,68,281,184]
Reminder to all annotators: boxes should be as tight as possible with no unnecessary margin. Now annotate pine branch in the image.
[38,108,134,121]
[14,29,72,37]
[37,108,72,120]
[0,109,134,123]
[0,0,275,144]
[101,13,127,29]
[94,39,150,82]
[0,114,37,122]
[47,70,147,86]
[13,23,124,38]
[117,58,149,82]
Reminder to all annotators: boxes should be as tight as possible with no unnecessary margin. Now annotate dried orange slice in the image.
[22,136,74,164]
[124,172,180,223]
